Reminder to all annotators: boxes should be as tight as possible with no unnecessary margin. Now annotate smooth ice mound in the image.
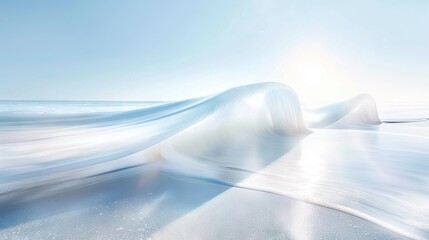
[0,82,427,239]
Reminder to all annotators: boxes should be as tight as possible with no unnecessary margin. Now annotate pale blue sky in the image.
[0,0,428,103]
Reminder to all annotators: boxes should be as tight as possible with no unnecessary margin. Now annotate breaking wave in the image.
[0,82,306,183]
[304,94,381,128]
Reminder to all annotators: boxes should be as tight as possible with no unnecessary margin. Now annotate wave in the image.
[304,94,381,128]
[0,82,383,189]
[0,82,308,186]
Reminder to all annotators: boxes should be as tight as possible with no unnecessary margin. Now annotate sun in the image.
[281,41,351,103]
[298,61,323,87]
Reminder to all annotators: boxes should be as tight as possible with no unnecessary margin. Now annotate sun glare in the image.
[299,62,323,87]
[281,42,353,103]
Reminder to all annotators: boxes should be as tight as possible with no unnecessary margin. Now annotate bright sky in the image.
[0,0,428,103]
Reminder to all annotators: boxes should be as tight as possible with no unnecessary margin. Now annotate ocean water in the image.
[0,82,427,239]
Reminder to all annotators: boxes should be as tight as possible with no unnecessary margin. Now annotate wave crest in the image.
[304,94,381,128]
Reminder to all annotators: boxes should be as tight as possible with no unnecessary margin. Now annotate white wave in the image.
[0,82,307,187]
[304,94,381,129]
[0,82,385,193]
